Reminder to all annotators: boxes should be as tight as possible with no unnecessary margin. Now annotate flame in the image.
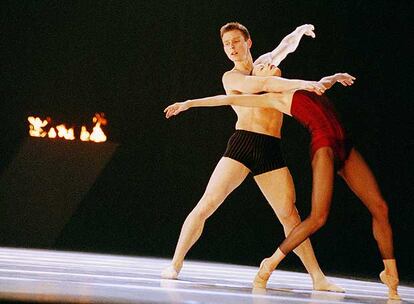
[28,114,107,142]
[28,116,48,137]
[56,124,75,140]
[89,113,107,143]
[48,127,57,138]
[80,126,90,141]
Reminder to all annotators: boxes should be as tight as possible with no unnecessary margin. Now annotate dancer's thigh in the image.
[254,167,296,218]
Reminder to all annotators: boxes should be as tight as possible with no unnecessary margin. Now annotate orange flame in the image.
[28,114,107,142]
[28,116,48,137]
[89,113,107,143]
[80,126,90,141]
[56,124,75,140]
[48,127,57,138]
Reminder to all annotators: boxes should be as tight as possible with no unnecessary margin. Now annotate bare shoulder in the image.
[222,69,242,79]
[222,69,244,87]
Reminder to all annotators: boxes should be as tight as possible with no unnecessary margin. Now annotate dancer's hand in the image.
[164,101,190,118]
[319,73,356,90]
[297,24,315,38]
[302,81,326,95]
[335,73,356,86]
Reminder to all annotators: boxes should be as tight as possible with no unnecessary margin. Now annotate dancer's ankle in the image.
[309,269,325,283]
[171,261,183,273]
[382,259,399,278]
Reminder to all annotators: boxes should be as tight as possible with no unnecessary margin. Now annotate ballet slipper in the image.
[161,265,179,279]
[252,258,272,289]
[313,278,345,293]
[380,270,401,300]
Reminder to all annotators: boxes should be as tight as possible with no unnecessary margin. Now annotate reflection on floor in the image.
[0,247,412,303]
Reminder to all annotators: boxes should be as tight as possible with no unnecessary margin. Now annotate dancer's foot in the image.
[252,258,272,289]
[161,264,180,279]
[313,277,345,293]
[380,270,401,300]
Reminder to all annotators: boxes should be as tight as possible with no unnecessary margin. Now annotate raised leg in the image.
[161,157,249,279]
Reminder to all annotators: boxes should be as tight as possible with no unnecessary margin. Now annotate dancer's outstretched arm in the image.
[165,73,356,118]
[254,24,316,67]
[165,93,288,119]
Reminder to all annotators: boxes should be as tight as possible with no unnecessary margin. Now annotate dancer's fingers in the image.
[165,107,176,118]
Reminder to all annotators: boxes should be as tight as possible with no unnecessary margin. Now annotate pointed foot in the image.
[380,270,401,300]
[161,265,179,279]
[252,258,272,289]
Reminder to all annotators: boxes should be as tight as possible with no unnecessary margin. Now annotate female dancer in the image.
[164,71,400,300]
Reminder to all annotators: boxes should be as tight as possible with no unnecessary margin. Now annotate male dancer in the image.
[162,23,342,292]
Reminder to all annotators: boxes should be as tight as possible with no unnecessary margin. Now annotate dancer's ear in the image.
[247,38,252,49]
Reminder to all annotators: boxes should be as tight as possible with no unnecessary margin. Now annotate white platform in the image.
[0,247,412,303]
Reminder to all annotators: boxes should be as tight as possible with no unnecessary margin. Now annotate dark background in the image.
[1,1,413,283]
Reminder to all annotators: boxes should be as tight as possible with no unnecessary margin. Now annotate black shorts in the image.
[223,130,286,176]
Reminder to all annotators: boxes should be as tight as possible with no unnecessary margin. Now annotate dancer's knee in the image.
[307,213,328,232]
[192,193,222,220]
[371,199,389,222]
[278,204,301,228]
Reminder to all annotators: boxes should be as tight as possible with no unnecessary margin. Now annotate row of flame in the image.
[28,113,107,143]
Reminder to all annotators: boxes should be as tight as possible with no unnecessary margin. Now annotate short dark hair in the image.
[220,22,250,40]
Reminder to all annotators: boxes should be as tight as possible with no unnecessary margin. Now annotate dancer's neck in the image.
[233,55,253,75]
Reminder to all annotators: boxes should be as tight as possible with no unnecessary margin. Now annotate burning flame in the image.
[56,124,75,140]
[48,127,57,138]
[90,113,107,143]
[28,116,48,137]
[80,126,90,141]
[28,113,107,143]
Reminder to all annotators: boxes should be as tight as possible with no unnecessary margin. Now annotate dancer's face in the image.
[222,30,252,62]
[253,63,281,77]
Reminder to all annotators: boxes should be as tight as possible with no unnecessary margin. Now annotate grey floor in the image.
[0,247,412,303]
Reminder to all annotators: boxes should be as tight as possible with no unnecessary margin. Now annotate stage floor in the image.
[0,247,412,303]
